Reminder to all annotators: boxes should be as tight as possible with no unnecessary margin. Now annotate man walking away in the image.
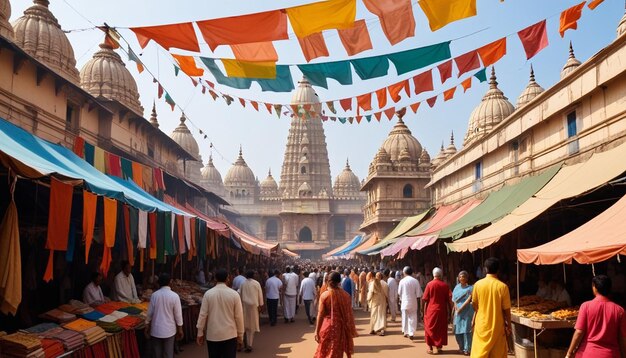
[398,266,422,340]
[197,269,244,358]
[386,269,399,322]
[239,270,263,353]
[471,258,511,358]
[300,272,317,325]
[265,270,283,326]
[341,269,354,303]
[146,273,183,358]
[283,267,299,323]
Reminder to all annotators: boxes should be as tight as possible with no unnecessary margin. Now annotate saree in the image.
[314,288,357,358]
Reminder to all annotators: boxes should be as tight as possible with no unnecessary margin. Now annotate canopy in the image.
[323,237,355,258]
[381,200,481,258]
[282,248,300,258]
[344,234,376,258]
[439,165,561,240]
[518,193,626,265]
[333,235,365,256]
[0,117,188,214]
[213,217,279,257]
[358,208,432,255]
[283,242,329,251]
[446,142,626,253]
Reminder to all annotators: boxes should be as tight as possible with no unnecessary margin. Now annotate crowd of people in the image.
[81,257,626,358]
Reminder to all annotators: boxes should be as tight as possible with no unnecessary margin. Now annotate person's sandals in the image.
[378,331,385,336]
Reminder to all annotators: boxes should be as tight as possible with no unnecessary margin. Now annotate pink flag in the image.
[518,20,548,60]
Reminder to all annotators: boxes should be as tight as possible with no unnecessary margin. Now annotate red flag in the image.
[201,86,206,94]
[208,90,218,101]
[191,78,198,87]
[413,70,434,96]
[518,20,548,60]
[410,102,420,113]
[427,95,437,108]
[357,93,372,111]
[384,107,396,121]
[375,88,388,109]
[454,50,481,77]
[239,98,246,107]
[477,38,507,67]
[437,60,453,83]
[374,112,382,121]
[206,81,215,89]
[251,101,259,111]
[157,83,164,99]
[443,87,456,101]
[587,0,604,9]
[559,2,586,37]
[355,116,363,123]
[461,77,472,92]
[339,98,352,111]
[388,80,410,103]
[265,103,273,114]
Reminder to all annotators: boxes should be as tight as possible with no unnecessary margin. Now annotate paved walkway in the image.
[180,307,463,357]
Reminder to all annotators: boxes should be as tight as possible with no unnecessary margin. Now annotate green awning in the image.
[359,208,433,255]
[440,165,561,240]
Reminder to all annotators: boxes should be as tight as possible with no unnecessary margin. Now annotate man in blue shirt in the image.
[341,269,354,301]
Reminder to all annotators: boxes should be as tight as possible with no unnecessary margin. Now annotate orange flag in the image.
[461,77,472,92]
[444,87,457,101]
[375,88,388,108]
[559,2,586,37]
[384,107,396,121]
[363,0,415,45]
[587,0,604,9]
[231,42,279,62]
[357,93,372,111]
[44,178,74,282]
[83,191,97,264]
[131,23,199,52]
[410,102,420,113]
[298,32,329,62]
[419,0,477,31]
[197,10,288,51]
[265,103,273,114]
[338,19,373,56]
[340,98,352,111]
[100,197,118,276]
[171,54,204,77]
[427,96,437,108]
[374,112,383,121]
[251,101,259,111]
[438,60,453,83]
[388,80,410,103]
[477,38,507,67]
[413,71,434,96]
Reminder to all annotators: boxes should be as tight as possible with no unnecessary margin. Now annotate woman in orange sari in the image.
[314,272,358,358]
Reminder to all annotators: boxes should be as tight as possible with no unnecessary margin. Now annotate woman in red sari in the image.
[315,271,358,358]
[422,267,452,355]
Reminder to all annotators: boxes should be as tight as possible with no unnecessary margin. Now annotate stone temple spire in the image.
[279,77,332,198]
[149,101,159,128]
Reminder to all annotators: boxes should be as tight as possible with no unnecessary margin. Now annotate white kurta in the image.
[387,277,399,319]
[240,279,264,332]
[398,276,423,336]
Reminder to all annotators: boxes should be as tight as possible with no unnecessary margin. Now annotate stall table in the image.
[511,315,575,358]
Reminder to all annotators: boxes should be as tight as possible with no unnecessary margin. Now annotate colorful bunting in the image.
[164,93,176,111]
[474,68,487,82]
[326,101,337,114]
[388,41,451,75]
[286,0,356,38]
[172,54,204,77]
[559,1,586,37]
[461,77,472,92]
[388,80,410,103]
[419,0,477,31]
[274,104,282,118]
[298,62,353,88]
[340,98,353,111]
[338,19,373,56]
[351,57,390,80]
[201,57,252,89]
[427,96,438,108]
[444,87,457,101]
[174,65,180,77]
[239,98,246,108]
[196,10,288,51]
[365,115,372,122]
[363,0,415,45]
[357,93,372,111]
[231,42,279,62]
[127,46,144,73]
[374,112,382,121]
[222,59,276,79]
[298,32,330,62]
[518,20,548,60]
[588,0,604,10]
[477,38,507,67]
[375,88,388,109]
[131,23,200,52]
[413,70,434,96]
[265,103,273,114]
[256,66,295,92]
[410,102,420,113]
[384,107,396,121]
[454,50,481,77]
[251,101,259,111]
[437,60,453,84]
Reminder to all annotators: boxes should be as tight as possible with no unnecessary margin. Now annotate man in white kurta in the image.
[114,261,140,304]
[239,272,264,352]
[386,270,399,322]
[282,267,299,323]
[83,272,109,306]
[398,266,423,338]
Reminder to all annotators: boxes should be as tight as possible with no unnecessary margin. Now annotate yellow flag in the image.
[222,60,277,79]
[419,0,477,31]
[286,0,356,38]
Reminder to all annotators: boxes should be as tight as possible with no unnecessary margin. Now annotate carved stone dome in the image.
[374,147,391,164]
[291,77,322,114]
[80,42,143,115]
[517,65,544,108]
[333,159,361,197]
[170,114,201,160]
[224,148,257,187]
[464,67,514,146]
[431,143,446,167]
[381,117,423,162]
[561,42,581,79]
[0,0,14,40]
[419,148,431,165]
[618,9,626,38]
[260,169,279,192]
[444,132,457,156]
[12,0,79,83]
[201,155,224,189]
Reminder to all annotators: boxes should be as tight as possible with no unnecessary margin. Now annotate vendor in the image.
[550,281,572,306]
[536,280,552,299]
[113,261,141,304]
[83,272,109,306]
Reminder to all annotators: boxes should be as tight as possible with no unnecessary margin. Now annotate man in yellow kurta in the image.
[471,257,511,358]
[239,270,264,353]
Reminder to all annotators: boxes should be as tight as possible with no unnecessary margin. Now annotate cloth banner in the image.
[131,23,199,52]
[286,0,356,38]
[419,0,477,31]
[44,178,74,282]
[518,20,548,60]
[338,19,373,56]
[298,32,330,62]
[363,0,415,45]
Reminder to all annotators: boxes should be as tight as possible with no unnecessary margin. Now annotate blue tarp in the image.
[333,235,363,257]
[0,117,190,215]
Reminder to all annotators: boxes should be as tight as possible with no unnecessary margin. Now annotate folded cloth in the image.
[108,311,128,320]
[51,330,84,351]
[41,338,65,358]
[95,321,123,333]
[80,311,105,321]
[20,323,59,335]
[97,314,118,323]
[62,318,97,332]
[95,301,130,315]
[39,309,76,323]
[37,328,64,339]
[117,306,143,315]
[0,332,42,351]
[80,326,107,345]
[115,316,144,330]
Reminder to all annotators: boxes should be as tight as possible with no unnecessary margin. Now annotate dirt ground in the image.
[179,306,464,357]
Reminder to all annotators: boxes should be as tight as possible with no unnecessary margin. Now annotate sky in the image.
[8,0,624,182]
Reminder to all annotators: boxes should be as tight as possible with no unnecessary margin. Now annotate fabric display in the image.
[0,333,43,358]
[79,326,107,346]
[116,306,142,315]
[80,311,105,321]
[19,323,59,335]
[95,321,123,334]
[115,316,144,330]
[62,318,97,332]
[94,302,129,315]
[40,339,64,358]
[39,309,76,323]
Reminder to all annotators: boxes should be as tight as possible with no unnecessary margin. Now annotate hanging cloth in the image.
[298,61,353,88]
[0,178,21,316]
[131,162,143,187]
[413,70,434,96]
[286,0,356,38]
[149,212,157,260]
[222,60,277,79]
[454,50,481,77]
[337,19,373,56]
[351,56,390,80]
[231,42,279,62]
[73,137,85,158]
[131,23,200,52]
[444,86,457,101]
[171,55,204,77]
[388,80,410,103]
[120,158,133,180]
[84,143,95,166]
[176,215,186,255]
[387,41,451,75]
[298,32,330,62]
[94,147,106,173]
[100,197,117,277]
[363,0,415,45]
[255,66,295,92]
[137,210,148,249]
[559,1,586,37]
[357,93,372,111]
[201,57,252,89]
[375,88,388,109]
[123,205,134,266]
[83,190,97,264]
[418,0,477,31]
[437,60,453,84]
[517,20,549,60]
[44,178,74,282]
[477,38,507,67]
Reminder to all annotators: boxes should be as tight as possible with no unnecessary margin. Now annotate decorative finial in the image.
[529,64,535,82]
[34,0,50,7]
[489,66,498,89]
[568,41,575,59]
[450,131,455,145]
[345,158,351,169]
[239,145,243,156]
[268,168,272,176]
[396,107,407,120]
[149,100,159,128]
[208,154,213,166]
[179,113,186,123]
[440,141,445,151]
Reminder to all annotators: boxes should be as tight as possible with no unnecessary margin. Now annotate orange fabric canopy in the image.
[518,193,626,265]
[131,23,200,52]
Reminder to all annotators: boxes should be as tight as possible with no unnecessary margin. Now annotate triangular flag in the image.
[157,83,164,99]
[388,80,410,103]
[437,60,453,84]
[326,101,337,114]
[357,93,372,111]
[410,102,420,113]
[223,94,233,105]
[461,77,472,92]
[321,115,329,122]
[427,95,437,108]
[374,112,382,122]
[518,20,548,60]
[443,87,456,101]
[251,101,259,111]
[208,90,218,101]
[265,103,273,114]
[587,0,604,9]
[290,104,299,114]
[239,98,246,108]
[339,98,352,111]
[201,86,206,94]
[474,68,487,82]
[365,115,372,122]
[174,65,180,76]
[347,117,354,124]
[413,70,434,96]
[274,104,282,118]
[164,93,175,111]
[454,50,481,77]
[375,88,388,109]
[191,78,198,87]
[127,46,144,73]
[384,107,396,121]
[206,81,215,89]
[477,38,507,67]
[338,117,347,124]
[559,2,586,37]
